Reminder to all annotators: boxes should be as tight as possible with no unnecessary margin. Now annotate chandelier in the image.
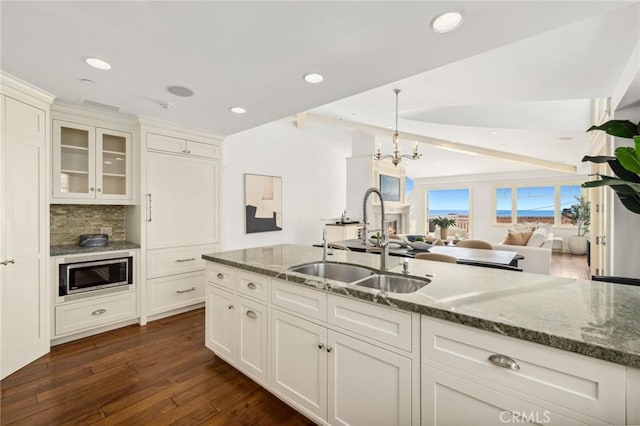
[373,88,421,166]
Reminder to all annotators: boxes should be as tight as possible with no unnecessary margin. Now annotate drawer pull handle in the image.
[318,343,325,350]
[326,346,333,353]
[217,273,224,279]
[176,287,196,294]
[176,257,196,263]
[488,354,520,370]
[246,310,257,319]
[0,259,15,266]
[92,309,107,316]
[247,282,257,290]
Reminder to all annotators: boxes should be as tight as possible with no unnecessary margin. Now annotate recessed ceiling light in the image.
[160,102,172,109]
[431,12,464,33]
[166,85,194,97]
[230,106,246,114]
[304,73,324,84]
[85,57,112,70]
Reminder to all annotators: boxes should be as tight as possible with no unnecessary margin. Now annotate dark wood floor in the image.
[0,309,314,426]
[550,253,590,280]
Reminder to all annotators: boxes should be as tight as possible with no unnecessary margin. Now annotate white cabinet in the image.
[325,224,362,243]
[52,120,132,202]
[147,132,219,159]
[421,316,626,426]
[0,81,53,379]
[205,263,268,386]
[147,271,205,316]
[142,124,221,321]
[55,292,137,336]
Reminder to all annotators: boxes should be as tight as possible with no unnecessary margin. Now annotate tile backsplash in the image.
[50,205,126,246]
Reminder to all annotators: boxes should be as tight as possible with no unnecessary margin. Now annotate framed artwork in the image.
[379,174,401,202]
[244,173,282,233]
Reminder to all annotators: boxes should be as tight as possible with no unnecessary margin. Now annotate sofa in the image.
[492,228,554,274]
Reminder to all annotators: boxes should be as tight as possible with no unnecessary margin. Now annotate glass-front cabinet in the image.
[53,120,131,202]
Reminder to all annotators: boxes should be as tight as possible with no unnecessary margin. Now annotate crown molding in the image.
[138,115,224,143]
[0,70,55,107]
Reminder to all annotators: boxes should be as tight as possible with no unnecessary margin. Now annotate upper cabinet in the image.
[147,132,219,159]
[51,104,137,205]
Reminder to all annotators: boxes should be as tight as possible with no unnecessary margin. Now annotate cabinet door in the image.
[186,140,218,158]
[236,296,268,385]
[328,330,412,426]
[1,96,49,379]
[421,362,589,426]
[96,127,131,200]
[271,309,327,423]
[205,284,235,364]
[52,120,96,198]
[146,151,218,248]
[147,132,186,154]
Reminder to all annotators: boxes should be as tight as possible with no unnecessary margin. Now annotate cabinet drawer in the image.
[147,132,185,153]
[147,245,214,278]
[187,140,218,159]
[421,316,625,424]
[328,295,412,352]
[148,272,205,315]
[237,270,269,302]
[272,279,327,322]
[206,262,236,290]
[55,292,136,336]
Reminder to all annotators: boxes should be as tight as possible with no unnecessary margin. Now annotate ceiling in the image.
[2,1,639,180]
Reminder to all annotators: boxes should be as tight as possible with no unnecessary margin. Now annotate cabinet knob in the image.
[97,188,102,192]
[228,304,234,309]
[488,354,520,370]
[187,150,191,154]
[246,310,257,319]
[326,346,333,353]
[90,187,95,192]
[217,273,224,279]
[318,343,325,350]
[247,282,257,290]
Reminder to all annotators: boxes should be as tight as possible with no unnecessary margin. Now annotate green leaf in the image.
[583,156,640,183]
[582,155,615,163]
[586,120,638,138]
[634,136,640,159]
[615,147,640,173]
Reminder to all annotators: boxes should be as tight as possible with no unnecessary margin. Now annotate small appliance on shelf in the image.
[79,233,109,247]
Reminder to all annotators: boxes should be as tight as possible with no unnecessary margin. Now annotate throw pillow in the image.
[503,229,533,246]
[526,228,548,247]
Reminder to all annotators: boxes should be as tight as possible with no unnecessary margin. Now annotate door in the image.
[328,330,412,426]
[146,151,218,249]
[1,96,49,379]
[205,284,235,364]
[96,127,131,200]
[236,296,267,385]
[52,120,96,198]
[589,146,610,276]
[270,309,327,423]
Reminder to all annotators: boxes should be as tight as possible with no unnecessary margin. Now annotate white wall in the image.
[222,120,350,251]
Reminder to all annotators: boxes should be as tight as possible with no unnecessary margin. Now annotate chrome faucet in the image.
[362,187,389,271]
[323,228,328,262]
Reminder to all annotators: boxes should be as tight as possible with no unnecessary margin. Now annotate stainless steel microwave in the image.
[58,254,133,296]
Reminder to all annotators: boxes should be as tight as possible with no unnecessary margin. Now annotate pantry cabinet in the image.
[52,120,132,202]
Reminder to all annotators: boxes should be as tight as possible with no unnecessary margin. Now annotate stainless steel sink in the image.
[354,274,430,293]
[289,262,375,283]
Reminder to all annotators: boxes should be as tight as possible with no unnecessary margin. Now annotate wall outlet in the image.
[100,227,112,236]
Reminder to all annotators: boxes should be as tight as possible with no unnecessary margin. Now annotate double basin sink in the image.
[289,262,429,293]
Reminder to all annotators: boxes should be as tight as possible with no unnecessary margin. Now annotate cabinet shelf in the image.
[61,169,89,175]
[102,173,126,178]
[103,149,126,155]
[61,144,89,151]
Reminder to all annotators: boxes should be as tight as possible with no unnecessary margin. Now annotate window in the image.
[426,188,470,235]
[516,186,554,224]
[494,183,583,226]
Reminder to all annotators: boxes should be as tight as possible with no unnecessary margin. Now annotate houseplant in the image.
[582,119,640,215]
[562,196,591,255]
[431,216,456,240]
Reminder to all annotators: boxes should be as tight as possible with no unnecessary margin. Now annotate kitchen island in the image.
[203,244,640,426]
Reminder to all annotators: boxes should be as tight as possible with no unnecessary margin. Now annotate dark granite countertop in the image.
[51,241,140,256]
[203,244,640,368]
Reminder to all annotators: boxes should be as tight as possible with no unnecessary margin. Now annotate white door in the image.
[270,309,327,423]
[236,296,267,385]
[328,330,412,426]
[146,151,218,249]
[1,96,49,379]
[205,284,235,364]
[421,362,587,426]
[96,127,131,201]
